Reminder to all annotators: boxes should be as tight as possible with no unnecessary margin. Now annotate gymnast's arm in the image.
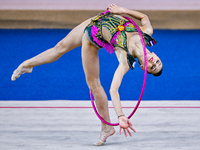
[107,4,153,35]
[109,49,129,117]
[110,48,136,135]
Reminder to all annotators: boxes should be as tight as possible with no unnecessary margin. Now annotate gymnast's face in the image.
[140,52,163,75]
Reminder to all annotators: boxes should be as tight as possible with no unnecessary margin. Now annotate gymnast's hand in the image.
[118,116,136,136]
[107,4,125,15]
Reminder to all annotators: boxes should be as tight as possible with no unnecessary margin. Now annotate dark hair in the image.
[153,68,163,77]
[147,67,163,77]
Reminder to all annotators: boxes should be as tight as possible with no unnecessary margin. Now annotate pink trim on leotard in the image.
[90,11,137,54]
[91,25,115,54]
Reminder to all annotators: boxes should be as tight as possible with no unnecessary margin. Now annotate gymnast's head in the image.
[140,52,163,76]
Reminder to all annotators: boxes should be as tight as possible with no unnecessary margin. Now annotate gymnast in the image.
[11,4,163,146]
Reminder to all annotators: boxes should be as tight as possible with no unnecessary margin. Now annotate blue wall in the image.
[0,29,199,100]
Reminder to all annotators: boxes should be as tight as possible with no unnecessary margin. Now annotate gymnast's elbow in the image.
[109,87,119,96]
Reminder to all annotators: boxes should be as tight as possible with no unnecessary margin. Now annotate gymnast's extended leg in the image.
[11,18,91,81]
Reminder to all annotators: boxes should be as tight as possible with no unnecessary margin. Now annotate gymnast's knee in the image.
[54,41,69,54]
[87,79,101,94]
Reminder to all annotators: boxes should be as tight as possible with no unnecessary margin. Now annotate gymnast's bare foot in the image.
[93,127,115,146]
[11,62,33,81]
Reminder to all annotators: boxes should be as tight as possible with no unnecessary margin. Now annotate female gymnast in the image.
[11,4,163,146]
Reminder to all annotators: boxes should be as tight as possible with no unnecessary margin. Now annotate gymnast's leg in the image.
[81,33,115,146]
[11,18,91,81]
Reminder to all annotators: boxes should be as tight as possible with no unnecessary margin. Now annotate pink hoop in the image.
[90,16,147,126]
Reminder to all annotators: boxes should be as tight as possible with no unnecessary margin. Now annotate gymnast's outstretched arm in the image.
[110,47,136,136]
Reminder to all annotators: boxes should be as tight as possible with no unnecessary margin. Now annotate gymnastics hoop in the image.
[90,16,147,126]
